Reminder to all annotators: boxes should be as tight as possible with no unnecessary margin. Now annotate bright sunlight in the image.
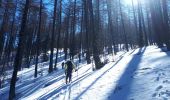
[124,0,138,6]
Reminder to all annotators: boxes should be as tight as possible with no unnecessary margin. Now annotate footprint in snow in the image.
[140,67,151,70]
[158,72,165,76]
[43,83,50,87]
[156,85,163,91]
[152,93,157,97]
[157,90,170,99]
[161,73,165,76]
[113,85,122,93]
[155,73,165,82]
[163,97,168,100]
[163,80,170,84]
[156,77,160,81]
[164,90,170,96]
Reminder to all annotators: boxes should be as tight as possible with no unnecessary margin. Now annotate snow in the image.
[1,46,170,100]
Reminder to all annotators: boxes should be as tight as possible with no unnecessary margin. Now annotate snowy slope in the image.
[1,46,170,100]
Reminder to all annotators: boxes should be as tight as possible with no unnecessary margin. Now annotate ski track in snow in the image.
[1,46,170,100]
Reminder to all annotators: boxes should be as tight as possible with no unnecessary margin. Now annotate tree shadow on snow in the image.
[16,70,64,98]
[0,69,65,100]
[108,47,146,100]
[74,51,130,100]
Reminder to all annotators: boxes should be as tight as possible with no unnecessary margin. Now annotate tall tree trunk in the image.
[119,0,129,51]
[146,6,153,45]
[79,5,84,63]
[0,0,2,7]
[89,0,102,69]
[83,0,91,64]
[137,0,144,47]
[35,0,42,78]
[139,2,148,46]
[161,0,170,50]
[70,0,77,60]
[0,0,10,59]
[149,0,164,47]
[106,0,115,55]
[6,0,18,68]
[9,0,30,99]
[54,0,62,69]
[132,0,138,44]
[49,0,58,73]
[64,9,70,61]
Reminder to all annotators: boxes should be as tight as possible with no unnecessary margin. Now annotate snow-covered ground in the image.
[1,46,170,100]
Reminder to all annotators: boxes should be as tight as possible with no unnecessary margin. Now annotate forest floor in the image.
[0,46,170,100]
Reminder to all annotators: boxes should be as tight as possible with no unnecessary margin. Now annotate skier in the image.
[65,60,76,84]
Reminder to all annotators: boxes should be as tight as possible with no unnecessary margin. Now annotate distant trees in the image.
[161,0,170,50]
[148,0,170,49]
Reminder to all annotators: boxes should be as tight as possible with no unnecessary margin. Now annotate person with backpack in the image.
[65,60,76,84]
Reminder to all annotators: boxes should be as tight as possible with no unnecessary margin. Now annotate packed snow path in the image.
[1,46,170,100]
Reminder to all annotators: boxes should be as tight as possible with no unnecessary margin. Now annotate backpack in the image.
[66,61,73,73]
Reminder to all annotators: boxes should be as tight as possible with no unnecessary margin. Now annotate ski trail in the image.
[68,84,72,100]
[62,83,71,100]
